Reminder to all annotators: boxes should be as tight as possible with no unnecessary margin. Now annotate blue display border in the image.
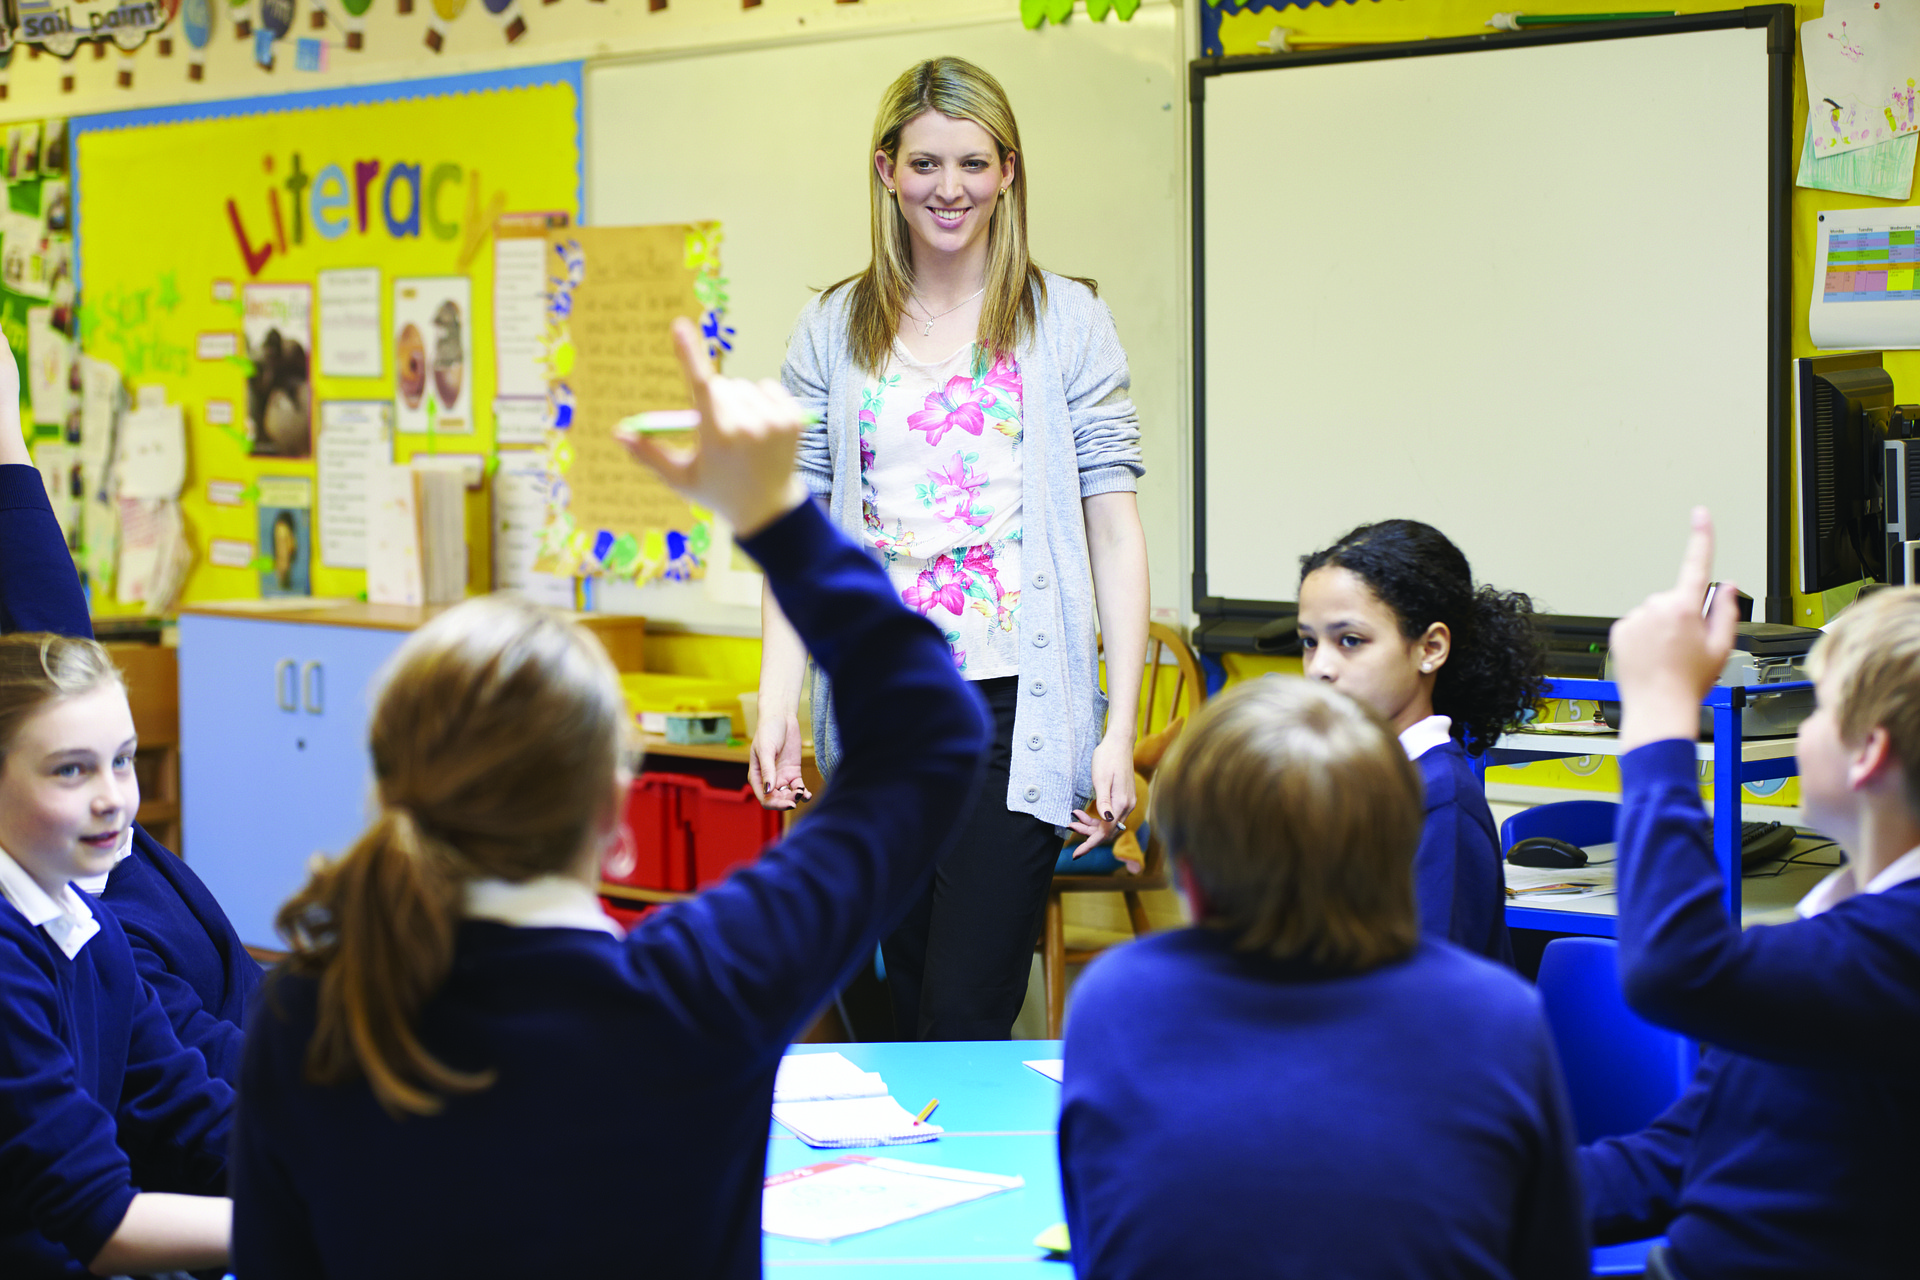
[66,60,585,296]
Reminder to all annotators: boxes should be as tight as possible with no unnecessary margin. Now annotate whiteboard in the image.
[1197,21,1785,620]
[586,10,1186,628]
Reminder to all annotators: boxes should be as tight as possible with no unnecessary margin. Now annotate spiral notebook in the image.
[771,1096,944,1148]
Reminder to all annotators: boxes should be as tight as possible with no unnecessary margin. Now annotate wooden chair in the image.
[1039,621,1206,1038]
[106,642,182,854]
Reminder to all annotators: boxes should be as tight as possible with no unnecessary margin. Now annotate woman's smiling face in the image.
[876,110,1013,267]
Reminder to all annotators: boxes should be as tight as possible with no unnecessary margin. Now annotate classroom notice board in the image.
[71,64,583,608]
[1193,10,1792,625]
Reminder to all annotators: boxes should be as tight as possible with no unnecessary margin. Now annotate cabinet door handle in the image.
[275,659,297,712]
[302,661,324,715]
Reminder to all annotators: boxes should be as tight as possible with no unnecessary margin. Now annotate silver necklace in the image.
[909,286,986,337]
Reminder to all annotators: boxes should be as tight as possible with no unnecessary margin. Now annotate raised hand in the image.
[1610,507,1741,750]
[616,317,808,538]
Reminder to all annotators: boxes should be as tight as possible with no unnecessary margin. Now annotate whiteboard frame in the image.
[1188,7,1795,639]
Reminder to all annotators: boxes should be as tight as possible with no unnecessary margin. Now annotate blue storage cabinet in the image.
[178,611,408,950]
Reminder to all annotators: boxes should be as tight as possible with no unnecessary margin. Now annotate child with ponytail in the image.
[230,319,990,1278]
[0,633,234,1277]
[1297,520,1546,963]
[0,359,261,1087]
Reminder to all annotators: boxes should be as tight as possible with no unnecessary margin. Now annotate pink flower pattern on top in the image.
[863,344,1023,675]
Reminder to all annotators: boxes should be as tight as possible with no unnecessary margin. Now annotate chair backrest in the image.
[1500,799,1619,852]
[1134,621,1206,741]
[1535,937,1699,1144]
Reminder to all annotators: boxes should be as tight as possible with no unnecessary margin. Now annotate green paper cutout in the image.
[225,354,256,376]
[1021,0,1048,29]
[215,422,252,452]
[607,532,641,575]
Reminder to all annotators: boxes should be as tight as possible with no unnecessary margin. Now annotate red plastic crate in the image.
[605,771,701,893]
[687,777,784,889]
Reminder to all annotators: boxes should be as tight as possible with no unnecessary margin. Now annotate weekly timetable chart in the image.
[1811,208,1920,349]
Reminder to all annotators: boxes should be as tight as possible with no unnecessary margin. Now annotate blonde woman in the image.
[764,56,1150,1040]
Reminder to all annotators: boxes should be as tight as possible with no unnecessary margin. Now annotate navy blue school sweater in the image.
[1414,737,1515,964]
[1060,929,1589,1280]
[0,461,263,1083]
[230,498,990,1280]
[0,891,233,1278]
[1579,739,1920,1278]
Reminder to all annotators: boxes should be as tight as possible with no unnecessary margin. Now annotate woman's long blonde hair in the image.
[273,595,628,1118]
[836,56,1087,374]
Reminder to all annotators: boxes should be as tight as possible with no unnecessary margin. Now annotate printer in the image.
[1601,622,1821,739]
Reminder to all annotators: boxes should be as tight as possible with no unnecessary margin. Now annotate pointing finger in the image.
[1676,506,1715,602]
[669,317,716,415]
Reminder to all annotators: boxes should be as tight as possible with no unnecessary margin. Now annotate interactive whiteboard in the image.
[1195,12,1791,621]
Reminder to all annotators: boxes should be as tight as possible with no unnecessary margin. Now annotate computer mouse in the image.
[1507,836,1589,869]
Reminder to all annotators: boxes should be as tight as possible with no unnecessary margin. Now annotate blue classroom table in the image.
[764,1041,1656,1276]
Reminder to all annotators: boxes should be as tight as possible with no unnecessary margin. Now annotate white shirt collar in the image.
[1398,714,1454,762]
[72,833,135,898]
[464,874,622,938]
[1797,844,1920,918]
[0,845,101,960]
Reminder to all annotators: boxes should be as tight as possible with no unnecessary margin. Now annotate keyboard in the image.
[1739,820,1797,868]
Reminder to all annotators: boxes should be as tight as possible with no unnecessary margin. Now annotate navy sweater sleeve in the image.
[1578,1054,1716,1245]
[1616,740,1920,1065]
[1413,746,1512,964]
[0,462,89,637]
[0,919,138,1265]
[108,835,262,1086]
[109,966,234,1201]
[621,499,988,1057]
[230,985,324,1280]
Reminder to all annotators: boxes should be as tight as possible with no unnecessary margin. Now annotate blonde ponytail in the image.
[274,596,629,1118]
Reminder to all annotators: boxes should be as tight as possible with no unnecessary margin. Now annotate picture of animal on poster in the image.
[392,276,471,435]
[243,282,313,457]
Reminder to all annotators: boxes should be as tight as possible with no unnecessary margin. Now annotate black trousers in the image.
[882,675,1063,1040]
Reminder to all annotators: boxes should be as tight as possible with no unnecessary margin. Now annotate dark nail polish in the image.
[1103,811,1113,822]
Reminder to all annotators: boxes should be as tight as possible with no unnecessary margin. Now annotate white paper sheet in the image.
[1809,206,1920,349]
[317,267,382,379]
[491,452,574,607]
[317,401,392,569]
[116,404,187,500]
[25,306,69,426]
[493,234,549,399]
[761,1157,1023,1244]
[775,1053,888,1104]
[1022,1059,1065,1084]
[1803,0,1920,158]
[771,1097,944,1149]
[366,465,424,607]
[492,396,548,446]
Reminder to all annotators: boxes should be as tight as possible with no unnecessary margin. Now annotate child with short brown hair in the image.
[1060,676,1587,1279]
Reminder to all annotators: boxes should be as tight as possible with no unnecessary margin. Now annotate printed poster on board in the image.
[392,276,472,434]
[242,282,313,458]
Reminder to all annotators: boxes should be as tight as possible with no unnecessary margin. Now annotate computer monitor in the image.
[1795,354,1895,595]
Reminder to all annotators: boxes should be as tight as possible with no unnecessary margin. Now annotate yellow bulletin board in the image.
[70,63,583,611]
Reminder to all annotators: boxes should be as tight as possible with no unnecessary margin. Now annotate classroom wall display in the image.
[11,0,177,57]
[533,222,717,585]
[72,62,583,612]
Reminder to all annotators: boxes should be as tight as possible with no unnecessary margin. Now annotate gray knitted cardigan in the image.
[780,272,1145,828]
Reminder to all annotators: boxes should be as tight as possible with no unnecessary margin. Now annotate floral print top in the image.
[862,340,1024,678]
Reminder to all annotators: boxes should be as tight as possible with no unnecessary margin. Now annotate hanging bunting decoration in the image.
[252,23,273,65]
[182,0,212,78]
[293,33,324,67]
[1023,0,1138,27]
[480,0,525,44]
[423,0,465,51]
[229,0,253,39]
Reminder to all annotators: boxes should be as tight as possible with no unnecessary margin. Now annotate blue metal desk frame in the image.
[1483,676,1810,937]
